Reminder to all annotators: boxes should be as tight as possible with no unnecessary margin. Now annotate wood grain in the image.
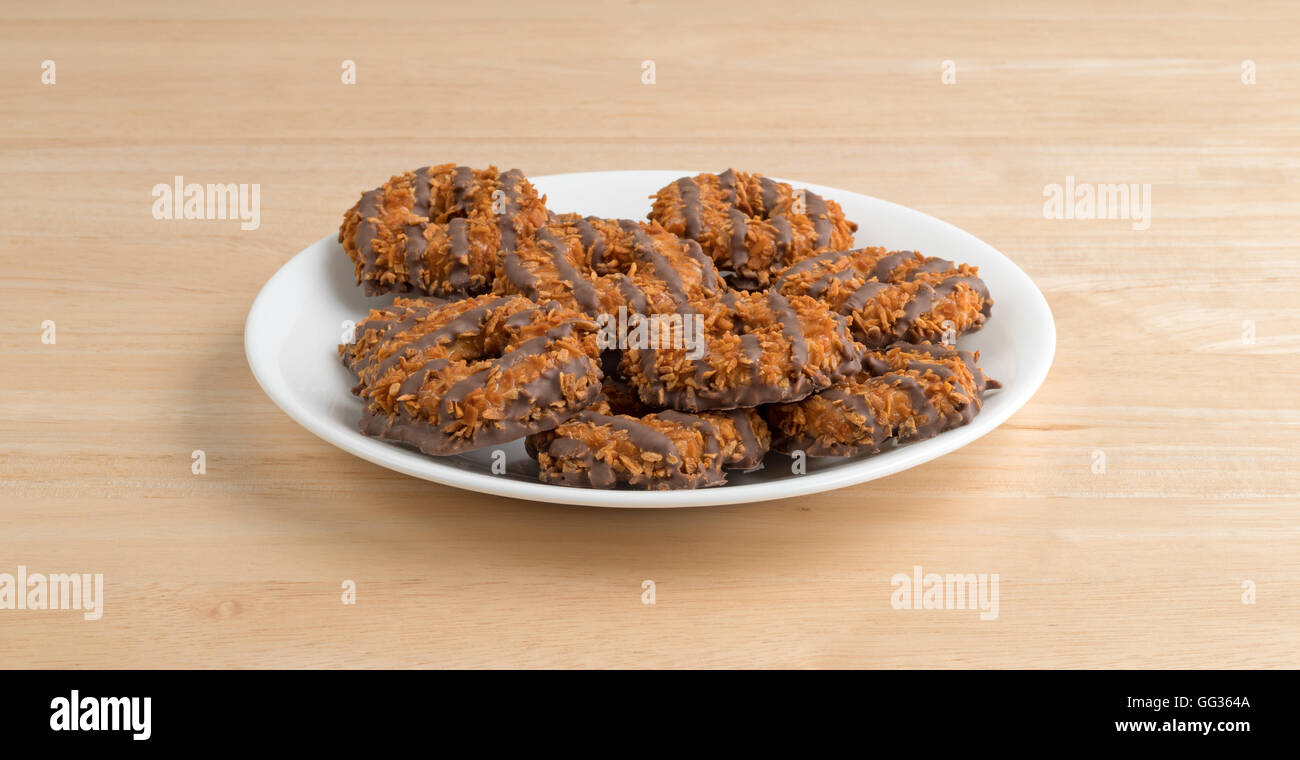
[1,0,1297,668]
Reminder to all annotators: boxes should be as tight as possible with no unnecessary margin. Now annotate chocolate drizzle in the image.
[449,166,474,218]
[445,217,471,292]
[400,167,433,287]
[871,250,915,282]
[495,168,524,252]
[718,169,750,268]
[803,191,832,249]
[354,189,384,293]
[682,240,720,292]
[759,176,793,267]
[614,275,649,315]
[539,227,601,315]
[676,177,703,239]
[575,217,607,270]
[768,291,809,368]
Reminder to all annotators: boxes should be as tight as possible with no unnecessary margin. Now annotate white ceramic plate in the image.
[245,171,1055,507]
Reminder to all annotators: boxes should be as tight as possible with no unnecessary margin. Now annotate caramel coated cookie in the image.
[766,342,998,457]
[495,217,724,317]
[620,290,864,411]
[339,164,549,297]
[528,400,771,490]
[341,294,602,455]
[532,408,727,490]
[649,170,858,290]
[774,247,993,348]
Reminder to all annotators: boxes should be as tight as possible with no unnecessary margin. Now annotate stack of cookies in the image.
[338,165,998,490]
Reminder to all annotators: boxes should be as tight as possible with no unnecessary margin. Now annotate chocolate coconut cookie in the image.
[531,407,728,490]
[339,164,550,297]
[774,247,993,348]
[341,294,603,455]
[526,397,773,489]
[767,342,998,457]
[648,170,858,290]
[620,290,865,411]
[495,217,724,318]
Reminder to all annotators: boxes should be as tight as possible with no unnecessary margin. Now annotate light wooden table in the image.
[2,0,1297,668]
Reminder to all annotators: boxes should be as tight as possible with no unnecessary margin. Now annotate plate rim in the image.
[244,170,1056,508]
